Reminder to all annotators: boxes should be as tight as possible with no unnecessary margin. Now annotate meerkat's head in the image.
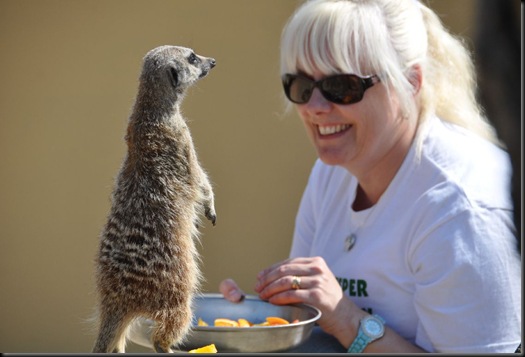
[139,45,216,99]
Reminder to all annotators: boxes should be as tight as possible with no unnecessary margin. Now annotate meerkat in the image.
[92,45,217,353]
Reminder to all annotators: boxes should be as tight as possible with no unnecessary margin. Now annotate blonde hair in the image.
[280,0,500,146]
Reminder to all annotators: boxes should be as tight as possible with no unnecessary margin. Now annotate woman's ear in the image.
[407,64,423,95]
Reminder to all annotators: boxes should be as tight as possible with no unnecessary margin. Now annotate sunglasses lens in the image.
[284,75,314,104]
[321,75,363,104]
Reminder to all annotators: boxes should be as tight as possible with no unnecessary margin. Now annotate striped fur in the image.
[92,46,216,353]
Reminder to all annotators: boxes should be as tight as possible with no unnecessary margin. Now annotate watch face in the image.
[363,317,384,338]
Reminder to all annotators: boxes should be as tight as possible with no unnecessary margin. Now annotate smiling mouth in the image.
[317,124,351,136]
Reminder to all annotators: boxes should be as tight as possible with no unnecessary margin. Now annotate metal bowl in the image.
[128,293,321,352]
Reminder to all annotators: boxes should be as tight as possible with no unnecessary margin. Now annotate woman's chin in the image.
[317,151,348,166]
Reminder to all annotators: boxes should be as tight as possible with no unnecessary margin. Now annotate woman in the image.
[221,0,521,353]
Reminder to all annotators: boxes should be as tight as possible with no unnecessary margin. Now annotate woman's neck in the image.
[351,119,417,211]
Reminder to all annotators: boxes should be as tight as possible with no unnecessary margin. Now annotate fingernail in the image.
[229,289,245,302]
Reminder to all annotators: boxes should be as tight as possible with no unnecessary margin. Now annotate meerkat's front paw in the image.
[205,206,216,226]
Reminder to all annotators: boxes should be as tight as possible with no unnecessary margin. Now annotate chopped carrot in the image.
[253,321,270,326]
[237,318,252,327]
[198,316,299,327]
[266,316,290,325]
[214,318,239,327]
[189,343,217,353]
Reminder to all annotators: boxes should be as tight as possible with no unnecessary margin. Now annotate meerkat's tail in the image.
[92,309,133,353]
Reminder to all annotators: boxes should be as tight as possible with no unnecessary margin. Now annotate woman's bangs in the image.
[281,3,361,76]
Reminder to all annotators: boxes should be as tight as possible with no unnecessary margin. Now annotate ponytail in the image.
[418,2,501,146]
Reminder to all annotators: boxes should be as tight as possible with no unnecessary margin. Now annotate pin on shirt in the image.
[345,233,357,252]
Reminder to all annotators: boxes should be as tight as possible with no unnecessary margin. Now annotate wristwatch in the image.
[347,314,385,353]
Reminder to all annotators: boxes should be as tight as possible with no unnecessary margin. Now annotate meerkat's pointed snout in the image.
[199,57,216,78]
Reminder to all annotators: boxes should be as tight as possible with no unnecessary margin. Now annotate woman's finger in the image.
[219,278,245,303]
[254,258,316,293]
[257,274,311,300]
[256,257,313,280]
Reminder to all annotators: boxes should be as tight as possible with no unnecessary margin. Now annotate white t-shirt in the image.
[290,115,521,353]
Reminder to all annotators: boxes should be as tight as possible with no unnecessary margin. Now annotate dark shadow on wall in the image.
[474,0,521,252]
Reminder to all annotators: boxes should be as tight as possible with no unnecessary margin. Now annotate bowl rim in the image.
[191,293,322,331]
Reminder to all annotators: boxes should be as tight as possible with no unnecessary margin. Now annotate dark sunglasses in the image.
[282,73,380,105]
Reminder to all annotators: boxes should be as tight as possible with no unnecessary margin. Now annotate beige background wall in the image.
[0,0,482,352]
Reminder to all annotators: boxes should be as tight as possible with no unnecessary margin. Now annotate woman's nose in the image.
[304,88,332,115]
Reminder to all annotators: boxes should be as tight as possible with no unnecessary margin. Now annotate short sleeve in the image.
[409,204,520,353]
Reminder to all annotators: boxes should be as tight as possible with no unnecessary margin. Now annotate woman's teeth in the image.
[318,124,351,136]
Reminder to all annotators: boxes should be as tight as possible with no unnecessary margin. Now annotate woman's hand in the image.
[253,256,365,343]
[218,258,425,353]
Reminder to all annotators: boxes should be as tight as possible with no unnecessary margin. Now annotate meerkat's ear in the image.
[168,67,178,88]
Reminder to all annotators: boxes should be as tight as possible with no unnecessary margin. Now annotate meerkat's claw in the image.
[153,342,166,353]
[154,341,175,353]
[205,208,216,226]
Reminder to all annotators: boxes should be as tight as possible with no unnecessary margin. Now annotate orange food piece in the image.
[253,321,270,326]
[266,316,290,325]
[197,316,299,327]
[188,343,218,353]
[214,318,239,327]
[237,318,252,327]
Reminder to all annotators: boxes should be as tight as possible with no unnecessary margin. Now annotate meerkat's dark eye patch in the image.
[188,53,200,65]
[168,67,179,88]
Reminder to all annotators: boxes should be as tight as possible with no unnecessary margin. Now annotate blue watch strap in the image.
[347,329,370,353]
[347,314,385,353]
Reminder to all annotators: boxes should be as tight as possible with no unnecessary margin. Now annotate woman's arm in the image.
[254,256,427,353]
